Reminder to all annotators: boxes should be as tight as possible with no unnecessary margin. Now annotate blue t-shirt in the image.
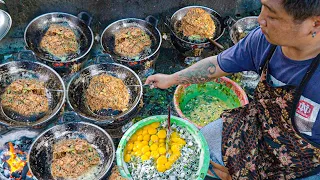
[217,27,320,145]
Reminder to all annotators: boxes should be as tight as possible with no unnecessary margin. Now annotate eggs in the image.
[124,122,187,173]
[117,116,209,180]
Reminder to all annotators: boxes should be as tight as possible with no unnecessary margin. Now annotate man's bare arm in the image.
[172,55,230,85]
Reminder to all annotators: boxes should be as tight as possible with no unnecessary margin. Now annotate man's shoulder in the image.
[217,27,275,73]
[247,28,277,65]
[225,27,271,55]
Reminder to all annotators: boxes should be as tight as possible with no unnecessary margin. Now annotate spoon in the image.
[208,38,224,50]
[126,84,150,87]
[127,82,155,88]
[44,89,64,92]
[166,105,171,155]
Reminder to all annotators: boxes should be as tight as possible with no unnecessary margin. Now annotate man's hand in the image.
[145,73,176,89]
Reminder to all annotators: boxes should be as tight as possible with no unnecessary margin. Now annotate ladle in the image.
[166,105,171,154]
[126,84,150,87]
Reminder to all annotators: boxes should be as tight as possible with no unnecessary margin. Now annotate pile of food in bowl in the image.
[117,115,209,180]
[1,79,49,116]
[85,74,130,113]
[114,26,152,59]
[174,77,249,128]
[51,138,101,179]
[28,122,115,180]
[0,60,66,128]
[40,24,79,59]
[67,62,143,128]
[178,7,216,42]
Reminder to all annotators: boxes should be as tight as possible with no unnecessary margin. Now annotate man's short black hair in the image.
[282,0,320,21]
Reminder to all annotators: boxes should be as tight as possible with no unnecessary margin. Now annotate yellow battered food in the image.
[179,8,216,39]
[1,79,49,116]
[114,27,151,58]
[51,139,100,179]
[40,24,79,58]
[86,74,130,112]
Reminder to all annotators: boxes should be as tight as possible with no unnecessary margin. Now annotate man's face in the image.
[258,0,314,47]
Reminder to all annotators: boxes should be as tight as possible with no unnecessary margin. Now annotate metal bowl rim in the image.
[170,5,226,45]
[100,17,162,62]
[23,12,94,63]
[66,62,143,123]
[0,60,66,128]
[0,9,12,41]
[229,16,259,44]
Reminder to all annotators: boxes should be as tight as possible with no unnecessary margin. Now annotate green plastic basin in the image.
[116,115,210,180]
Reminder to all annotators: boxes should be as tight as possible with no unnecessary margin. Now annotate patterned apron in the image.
[221,45,320,179]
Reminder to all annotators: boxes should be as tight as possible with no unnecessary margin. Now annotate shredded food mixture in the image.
[114,27,151,58]
[86,74,129,112]
[40,24,79,58]
[108,166,126,180]
[1,79,49,116]
[51,139,101,179]
[179,8,216,39]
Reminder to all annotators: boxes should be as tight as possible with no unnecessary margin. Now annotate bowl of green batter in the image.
[173,76,248,129]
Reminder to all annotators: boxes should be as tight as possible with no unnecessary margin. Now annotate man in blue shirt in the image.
[146,0,320,179]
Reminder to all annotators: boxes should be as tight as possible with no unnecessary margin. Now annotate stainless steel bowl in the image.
[28,121,115,180]
[67,55,143,128]
[0,9,11,41]
[166,6,226,57]
[228,16,260,98]
[24,12,94,75]
[229,16,259,44]
[100,16,162,76]
[0,52,66,129]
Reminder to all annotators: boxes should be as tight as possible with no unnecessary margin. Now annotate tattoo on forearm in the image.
[177,59,217,84]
